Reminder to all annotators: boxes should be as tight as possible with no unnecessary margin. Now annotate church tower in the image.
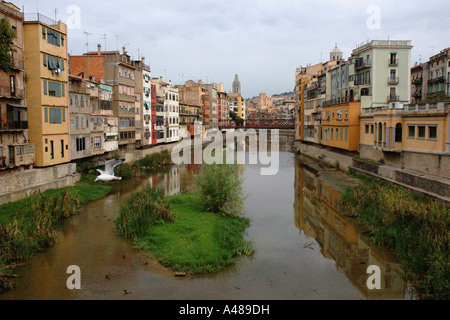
[330,44,343,61]
[232,74,241,95]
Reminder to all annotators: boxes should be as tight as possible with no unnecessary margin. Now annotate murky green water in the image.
[0,138,411,300]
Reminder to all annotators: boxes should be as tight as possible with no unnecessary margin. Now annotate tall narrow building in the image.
[0,1,35,170]
[232,74,241,96]
[24,14,69,167]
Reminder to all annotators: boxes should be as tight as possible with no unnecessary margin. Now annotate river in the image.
[0,137,412,300]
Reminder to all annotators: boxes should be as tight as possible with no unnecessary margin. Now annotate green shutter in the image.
[43,54,47,67]
[42,26,46,39]
[62,109,65,122]
[62,83,65,97]
[44,108,48,122]
[44,80,47,95]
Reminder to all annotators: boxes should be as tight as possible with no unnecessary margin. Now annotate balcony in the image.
[1,121,28,131]
[12,58,25,71]
[354,61,371,70]
[388,77,399,85]
[388,95,399,102]
[389,59,399,66]
[412,77,423,85]
[0,86,25,99]
[428,76,445,84]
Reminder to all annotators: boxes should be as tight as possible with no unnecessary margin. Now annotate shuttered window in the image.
[49,108,62,124]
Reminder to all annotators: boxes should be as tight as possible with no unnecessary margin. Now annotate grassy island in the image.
[117,164,254,275]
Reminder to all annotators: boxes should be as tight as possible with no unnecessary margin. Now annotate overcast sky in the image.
[14,0,450,98]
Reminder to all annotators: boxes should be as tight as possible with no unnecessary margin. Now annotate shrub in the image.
[197,164,246,218]
[116,188,174,239]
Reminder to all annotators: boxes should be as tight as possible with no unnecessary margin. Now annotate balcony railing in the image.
[0,86,25,99]
[389,59,399,66]
[428,76,445,84]
[24,13,57,26]
[388,95,399,102]
[12,58,25,70]
[388,77,399,85]
[412,77,423,85]
[354,61,371,70]
[0,121,28,130]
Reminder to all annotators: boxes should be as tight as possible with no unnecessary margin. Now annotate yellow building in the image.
[359,102,449,176]
[321,101,361,151]
[24,15,69,167]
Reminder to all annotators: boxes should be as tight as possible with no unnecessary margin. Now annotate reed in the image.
[116,187,174,239]
[0,184,111,292]
[341,179,450,299]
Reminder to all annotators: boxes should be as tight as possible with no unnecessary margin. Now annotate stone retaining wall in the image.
[0,163,80,205]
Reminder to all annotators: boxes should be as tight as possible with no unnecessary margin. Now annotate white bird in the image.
[95,159,124,182]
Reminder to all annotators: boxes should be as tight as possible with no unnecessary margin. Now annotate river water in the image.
[0,138,411,300]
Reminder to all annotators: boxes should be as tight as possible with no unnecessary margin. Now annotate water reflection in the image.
[294,158,409,299]
[0,138,412,300]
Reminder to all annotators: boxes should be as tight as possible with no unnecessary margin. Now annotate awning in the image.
[7,104,27,109]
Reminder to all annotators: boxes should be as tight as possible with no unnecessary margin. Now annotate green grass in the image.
[341,178,450,300]
[0,185,111,225]
[129,193,254,274]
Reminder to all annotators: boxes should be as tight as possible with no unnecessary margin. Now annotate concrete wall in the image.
[295,141,354,172]
[0,163,80,205]
[361,144,450,179]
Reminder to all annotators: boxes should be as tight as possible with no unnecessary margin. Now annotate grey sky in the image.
[15,0,450,98]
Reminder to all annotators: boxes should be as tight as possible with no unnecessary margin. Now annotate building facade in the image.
[0,1,34,170]
[24,15,69,167]
[70,45,137,151]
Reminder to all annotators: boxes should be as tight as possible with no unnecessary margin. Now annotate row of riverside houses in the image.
[0,2,245,170]
[295,41,450,179]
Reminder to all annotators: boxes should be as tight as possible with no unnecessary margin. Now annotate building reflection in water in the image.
[149,164,201,196]
[294,159,411,299]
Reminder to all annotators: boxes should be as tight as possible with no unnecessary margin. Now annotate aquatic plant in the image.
[116,187,174,239]
[196,164,246,218]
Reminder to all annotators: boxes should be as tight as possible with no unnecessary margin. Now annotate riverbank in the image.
[295,141,450,204]
[341,174,450,299]
[0,182,112,292]
[118,192,254,275]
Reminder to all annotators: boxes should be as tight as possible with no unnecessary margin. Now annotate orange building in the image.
[321,101,361,151]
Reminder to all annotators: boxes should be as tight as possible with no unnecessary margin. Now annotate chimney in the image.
[97,44,101,55]
[122,46,127,55]
[141,57,145,64]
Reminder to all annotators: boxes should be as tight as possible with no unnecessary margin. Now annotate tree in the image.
[0,18,16,73]
[229,110,238,121]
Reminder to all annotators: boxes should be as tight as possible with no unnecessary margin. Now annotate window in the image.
[48,81,63,97]
[429,126,437,139]
[10,75,15,96]
[76,138,86,152]
[395,124,403,142]
[61,140,64,158]
[365,125,370,134]
[408,126,415,138]
[93,136,101,148]
[50,141,54,159]
[418,126,426,138]
[49,108,62,124]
